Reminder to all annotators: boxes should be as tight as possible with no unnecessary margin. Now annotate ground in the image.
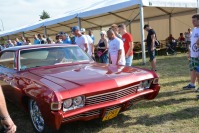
[3,53,199,133]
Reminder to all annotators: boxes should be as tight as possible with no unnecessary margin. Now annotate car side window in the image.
[0,51,16,69]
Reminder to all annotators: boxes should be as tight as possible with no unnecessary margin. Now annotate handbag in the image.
[97,51,103,57]
[155,33,160,47]
[155,40,160,47]
[97,49,108,57]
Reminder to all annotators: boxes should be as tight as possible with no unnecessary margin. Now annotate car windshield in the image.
[19,46,92,70]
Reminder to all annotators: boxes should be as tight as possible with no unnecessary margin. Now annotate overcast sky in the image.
[0,0,101,31]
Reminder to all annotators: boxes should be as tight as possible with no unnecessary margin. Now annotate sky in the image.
[0,0,102,31]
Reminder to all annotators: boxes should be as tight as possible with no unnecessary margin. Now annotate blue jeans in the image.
[125,55,133,66]
[99,53,109,64]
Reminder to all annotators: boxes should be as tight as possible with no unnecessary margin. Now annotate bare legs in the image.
[151,58,156,71]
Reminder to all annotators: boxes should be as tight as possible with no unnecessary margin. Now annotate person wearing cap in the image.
[97,31,109,63]
[118,24,134,66]
[111,24,122,39]
[81,28,95,59]
[58,32,72,44]
[0,86,16,133]
[72,26,88,53]
[107,29,125,65]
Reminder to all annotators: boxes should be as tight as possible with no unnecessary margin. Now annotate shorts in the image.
[189,57,199,71]
[148,49,156,62]
[196,65,199,73]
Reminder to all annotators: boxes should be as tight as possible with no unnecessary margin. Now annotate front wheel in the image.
[29,99,55,133]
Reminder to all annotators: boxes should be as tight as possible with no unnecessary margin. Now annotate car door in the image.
[0,51,18,102]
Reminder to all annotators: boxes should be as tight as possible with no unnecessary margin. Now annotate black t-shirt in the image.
[147,29,156,48]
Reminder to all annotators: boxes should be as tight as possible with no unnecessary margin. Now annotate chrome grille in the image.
[106,104,122,112]
[86,85,138,106]
[62,110,100,122]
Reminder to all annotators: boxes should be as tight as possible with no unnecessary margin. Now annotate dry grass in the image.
[3,53,199,133]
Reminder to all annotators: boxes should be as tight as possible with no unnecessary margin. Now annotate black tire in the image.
[28,99,56,133]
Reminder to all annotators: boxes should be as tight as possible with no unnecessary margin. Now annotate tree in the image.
[39,10,50,20]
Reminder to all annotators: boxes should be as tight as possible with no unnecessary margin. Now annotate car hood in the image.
[29,63,156,98]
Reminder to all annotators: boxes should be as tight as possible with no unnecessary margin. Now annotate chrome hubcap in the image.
[30,100,44,132]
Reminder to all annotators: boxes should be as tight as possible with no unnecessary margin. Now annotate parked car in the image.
[0,44,160,133]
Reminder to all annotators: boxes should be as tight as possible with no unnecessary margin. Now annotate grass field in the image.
[4,53,199,133]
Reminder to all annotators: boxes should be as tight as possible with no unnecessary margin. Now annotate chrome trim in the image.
[62,110,100,122]
[85,84,139,106]
[86,84,139,99]
[153,78,159,84]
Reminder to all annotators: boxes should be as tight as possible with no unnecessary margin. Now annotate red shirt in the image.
[122,33,133,56]
[178,36,185,41]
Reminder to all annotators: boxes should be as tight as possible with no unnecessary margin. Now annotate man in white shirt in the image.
[107,29,125,65]
[183,14,199,90]
[71,26,88,53]
[81,28,95,59]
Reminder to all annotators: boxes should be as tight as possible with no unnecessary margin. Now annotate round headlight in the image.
[63,99,73,108]
[73,96,83,106]
[143,81,149,87]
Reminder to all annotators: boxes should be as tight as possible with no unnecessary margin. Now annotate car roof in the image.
[2,44,76,51]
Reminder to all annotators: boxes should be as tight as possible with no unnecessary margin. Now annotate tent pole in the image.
[139,4,146,65]
[197,0,199,13]
[44,26,47,36]
[22,32,25,37]
[169,15,171,35]
[129,23,132,34]
[78,17,82,29]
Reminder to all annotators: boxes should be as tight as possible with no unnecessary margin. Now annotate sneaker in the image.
[195,88,199,93]
[182,84,195,90]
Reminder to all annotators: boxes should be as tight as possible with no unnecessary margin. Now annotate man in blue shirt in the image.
[59,32,72,44]
[33,34,41,44]
[15,38,22,46]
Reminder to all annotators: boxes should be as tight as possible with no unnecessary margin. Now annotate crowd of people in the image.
[165,28,192,55]
[1,13,199,133]
[0,23,135,67]
[65,24,134,67]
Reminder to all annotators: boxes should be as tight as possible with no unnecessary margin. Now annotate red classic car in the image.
[0,44,160,133]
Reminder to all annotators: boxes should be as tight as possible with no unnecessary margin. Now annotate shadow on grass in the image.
[134,98,195,109]
[131,106,199,126]
[157,90,194,99]
[160,79,190,87]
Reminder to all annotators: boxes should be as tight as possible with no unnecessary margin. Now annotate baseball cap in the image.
[71,26,80,32]
[80,28,86,33]
[100,31,107,36]
[58,31,69,37]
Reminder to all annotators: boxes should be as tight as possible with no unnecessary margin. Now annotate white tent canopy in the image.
[0,0,198,63]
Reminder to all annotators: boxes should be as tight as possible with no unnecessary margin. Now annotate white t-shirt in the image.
[185,32,192,42]
[108,37,126,65]
[75,35,88,51]
[190,27,199,58]
[84,35,93,56]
